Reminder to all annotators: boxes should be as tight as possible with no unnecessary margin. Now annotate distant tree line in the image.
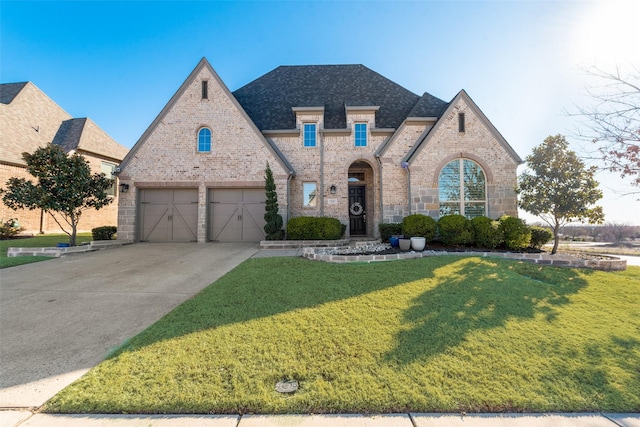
[533,223,640,244]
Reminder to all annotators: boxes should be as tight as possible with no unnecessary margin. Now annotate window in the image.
[100,161,116,196]
[354,123,367,147]
[458,112,465,133]
[198,128,211,152]
[202,81,208,99]
[438,159,486,218]
[303,123,316,147]
[303,182,317,208]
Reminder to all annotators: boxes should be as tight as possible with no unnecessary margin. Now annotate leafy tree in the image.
[263,163,284,240]
[517,135,604,254]
[574,65,640,190]
[1,145,113,246]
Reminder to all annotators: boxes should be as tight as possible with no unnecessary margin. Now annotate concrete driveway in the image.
[0,242,259,408]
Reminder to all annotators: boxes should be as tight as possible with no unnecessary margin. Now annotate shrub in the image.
[401,214,437,242]
[378,223,402,243]
[92,226,117,241]
[263,163,284,240]
[437,214,475,246]
[471,216,503,249]
[0,218,25,240]
[529,226,553,249]
[498,216,531,250]
[287,217,343,240]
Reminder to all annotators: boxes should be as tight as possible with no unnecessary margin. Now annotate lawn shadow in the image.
[384,258,589,364]
[109,256,454,357]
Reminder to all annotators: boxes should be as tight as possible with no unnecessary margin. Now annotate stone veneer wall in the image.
[409,98,519,219]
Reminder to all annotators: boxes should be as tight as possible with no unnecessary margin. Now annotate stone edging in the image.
[260,239,350,250]
[7,240,134,258]
[301,247,627,271]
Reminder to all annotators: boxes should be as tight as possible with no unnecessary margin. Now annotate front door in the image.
[349,186,366,236]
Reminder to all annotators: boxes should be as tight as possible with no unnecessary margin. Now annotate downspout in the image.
[375,155,383,228]
[319,127,324,216]
[286,172,293,238]
[402,161,411,215]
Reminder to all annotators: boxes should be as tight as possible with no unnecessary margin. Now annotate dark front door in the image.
[349,186,366,236]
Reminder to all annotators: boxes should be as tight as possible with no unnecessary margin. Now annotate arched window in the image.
[438,159,486,218]
[197,128,211,152]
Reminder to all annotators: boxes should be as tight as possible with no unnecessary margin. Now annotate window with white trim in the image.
[438,159,486,218]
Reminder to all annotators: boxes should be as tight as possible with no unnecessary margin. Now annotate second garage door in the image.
[209,188,266,242]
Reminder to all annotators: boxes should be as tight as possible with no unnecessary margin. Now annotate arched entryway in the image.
[348,161,374,237]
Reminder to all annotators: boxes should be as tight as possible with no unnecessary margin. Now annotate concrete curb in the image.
[6,240,133,258]
[2,412,638,427]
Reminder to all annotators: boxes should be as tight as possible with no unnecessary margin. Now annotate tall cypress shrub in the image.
[263,163,284,240]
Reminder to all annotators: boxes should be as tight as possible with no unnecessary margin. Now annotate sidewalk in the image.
[2,412,639,426]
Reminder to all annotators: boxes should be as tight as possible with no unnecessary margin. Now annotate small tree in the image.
[517,135,605,254]
[1,145,113,246]
[263,163,284,240]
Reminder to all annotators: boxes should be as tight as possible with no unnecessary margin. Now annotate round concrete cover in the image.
[275,380,298,393]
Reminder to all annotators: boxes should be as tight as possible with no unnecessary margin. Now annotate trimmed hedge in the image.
[498,216,531,250]
[378,223,403,243]
[287,217,344,240]
[438,214,475,246]
[402,214,437,242]
[471,216,503,249]
[529,226,553,249]
[92,226,117,240]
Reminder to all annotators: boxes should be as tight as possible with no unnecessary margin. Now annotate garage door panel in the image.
[139,189,198,242]
[208,189,266,242]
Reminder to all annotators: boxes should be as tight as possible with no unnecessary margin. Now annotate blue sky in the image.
[2,0,639,224]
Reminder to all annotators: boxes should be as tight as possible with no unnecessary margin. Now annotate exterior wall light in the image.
[119,183,130,193]
[330,185,337,194]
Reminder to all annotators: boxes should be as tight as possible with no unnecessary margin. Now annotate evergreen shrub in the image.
[529,226,553,249]
[471,216,503,249]
[401,214,436,242]
[498,216,531,250]
[438,214,475,246]
[92,226,117,240]
[287,217,343,240]
[378,223,403,243]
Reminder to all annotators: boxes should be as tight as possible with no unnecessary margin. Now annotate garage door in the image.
[139,189,198,242]
[208,189,266,242]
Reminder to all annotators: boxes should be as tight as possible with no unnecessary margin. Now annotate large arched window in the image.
[438,158,486,218]
[197,128,211,152]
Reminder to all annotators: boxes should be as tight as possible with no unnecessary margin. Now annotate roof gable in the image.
[0,82,28,104]
[233,65,444,130]
[404,89,523,165]
[53,118,128,161]
[119,58,293,175]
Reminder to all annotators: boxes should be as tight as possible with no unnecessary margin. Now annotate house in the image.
[0,82,128,234]
[116,58,521,243]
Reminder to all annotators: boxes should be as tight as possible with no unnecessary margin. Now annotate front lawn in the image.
[0,233,93,268]
[45,256,640,414]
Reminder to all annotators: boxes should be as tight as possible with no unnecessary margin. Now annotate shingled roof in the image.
[232,65,448,130]
[0,82,28,104]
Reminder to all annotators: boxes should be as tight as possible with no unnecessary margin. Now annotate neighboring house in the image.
[117,58,522,243]
[0,82,129,234]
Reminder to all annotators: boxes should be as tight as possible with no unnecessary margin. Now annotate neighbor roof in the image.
[232,65,448,130]
[0,82,28,105]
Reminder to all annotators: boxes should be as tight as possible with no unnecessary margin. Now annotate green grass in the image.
[0,233,93,268]
[45,256,640,414]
